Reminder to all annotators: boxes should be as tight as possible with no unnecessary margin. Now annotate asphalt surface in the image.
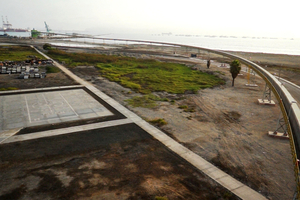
[279,78,300,105]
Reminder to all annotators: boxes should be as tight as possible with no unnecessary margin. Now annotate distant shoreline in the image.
[225,50,300,68]
[1,38,299,69]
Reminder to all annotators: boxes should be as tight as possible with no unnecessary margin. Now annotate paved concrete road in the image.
[279,78,300,105]
[0,89,113,133]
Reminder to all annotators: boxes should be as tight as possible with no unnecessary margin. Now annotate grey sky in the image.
[1,0,299,37]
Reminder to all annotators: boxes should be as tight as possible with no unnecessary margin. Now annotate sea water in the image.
[2,31,300,56]
[98,33,300,56]
[0,31,31,37]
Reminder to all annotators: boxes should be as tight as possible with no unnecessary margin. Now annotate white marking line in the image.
[30,115,79,123]
[28,92,80,123]
[26,92,79,123]
[42,93,55,114]
[59,92,79,117]
[2,118,133,144]
[24,95,32,123]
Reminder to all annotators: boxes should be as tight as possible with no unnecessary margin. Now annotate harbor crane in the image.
[2,16,12,29]
[44,22,52,33]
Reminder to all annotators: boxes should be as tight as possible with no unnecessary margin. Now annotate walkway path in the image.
[32,46,267,200]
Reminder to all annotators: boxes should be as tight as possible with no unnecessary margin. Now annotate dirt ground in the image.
[0,71,78,90]
[1,43,299,199]
[68,47,299,200]
[0,124,239,200]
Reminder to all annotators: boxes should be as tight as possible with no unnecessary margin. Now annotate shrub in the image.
[46,66,60,73]
[126,95,157,108]
[148,118,168,127]
[43,43,52,50]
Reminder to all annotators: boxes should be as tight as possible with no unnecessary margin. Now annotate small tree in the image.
[43,43,52,50]
[230,59,241,87]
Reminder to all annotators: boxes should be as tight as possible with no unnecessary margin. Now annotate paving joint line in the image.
[2,118,133,144]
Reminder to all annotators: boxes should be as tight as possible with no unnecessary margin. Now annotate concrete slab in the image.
[268,131,289,139]
[0,127,23,144]
[181,151,213,170]
[258,99,276,106]
[233,185,267,200]
[0,89,113,132]
[245,84,258,87]
[216,175,244,191]
[2,118,133,144]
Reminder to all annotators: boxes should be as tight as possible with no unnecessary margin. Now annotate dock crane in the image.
[44,22,54,36]
[44,22,52,33]
[2,16,12,29]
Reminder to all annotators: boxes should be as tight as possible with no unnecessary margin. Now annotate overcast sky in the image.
[1,0,299,38]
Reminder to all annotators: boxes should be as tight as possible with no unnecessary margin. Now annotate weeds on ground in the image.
[46,66,60,73]
[47,49,225,94]
[126,94,167,108]
[0,87,18,91]
[178,105,196,112]
[147,118,168,127]
[0,46,44,61]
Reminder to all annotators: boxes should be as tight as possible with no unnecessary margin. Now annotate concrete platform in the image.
[0,127,22,144]
[0,89,113,132]
[258,99,276,106]
[245,83,258,87]
[268,131,289,139]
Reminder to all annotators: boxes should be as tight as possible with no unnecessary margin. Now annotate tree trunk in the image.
[232,78,235,87]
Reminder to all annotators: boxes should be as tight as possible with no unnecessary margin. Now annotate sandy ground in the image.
[69,46,299,200]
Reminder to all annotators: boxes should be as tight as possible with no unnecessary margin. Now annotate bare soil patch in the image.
[0,124,239,200]
[0,71,78,89]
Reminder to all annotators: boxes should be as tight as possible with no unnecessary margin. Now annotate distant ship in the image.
[0,16,29,32]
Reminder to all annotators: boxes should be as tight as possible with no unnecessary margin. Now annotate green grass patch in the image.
[126,94,169,108]
[178,105,188,109]
[126,94,158,108]
[147,118,168,127]
[47,49,225,94]
[215,71,225,75]
[0,87,18,91]
[178,105,196,112]
[46,66,60,73]
[0,46,44,61]
[155,197,168,200]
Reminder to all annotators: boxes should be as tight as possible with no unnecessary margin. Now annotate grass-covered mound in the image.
[0,46,44,61]
[46,66,60,73]
[48,49,225,94]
